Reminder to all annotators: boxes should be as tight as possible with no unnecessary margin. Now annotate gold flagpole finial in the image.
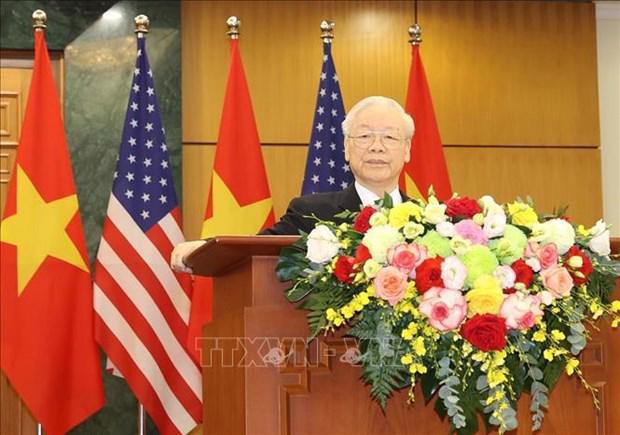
[408,24,422,45]
[226,16,240,39]
[32,10,47,31]
[135,15,150,38]
[320,20,335,44]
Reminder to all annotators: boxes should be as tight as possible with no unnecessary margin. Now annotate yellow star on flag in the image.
[404,172,423,199]
[201,172,273,238]
[0,165,88,295]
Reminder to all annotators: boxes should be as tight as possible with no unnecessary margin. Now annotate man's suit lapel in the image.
[337,184,363,212]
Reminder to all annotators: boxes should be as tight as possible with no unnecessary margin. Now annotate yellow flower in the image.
[488,369,507,388]
[507,202,539,228]
[358,292,370,305]
[341,305,354,319]
[590,301,603,319]
[466,275,504,315]
[409,363,427,374]
[326,308,338,321]
[576,224,589,237]
[389,202,422,229]
[402,329,414,340]
[532,330,546,342]
[413,337,426,356]
[341,238,351,249]
[611,301,620,313]
[612,319,619,328]
[551,330,566,341]
[543,349,555,361]
[366,285,376,297]
[565,358,580,376]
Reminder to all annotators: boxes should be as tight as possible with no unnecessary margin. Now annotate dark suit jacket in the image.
[261,185,409,235]
[261,185,363,235]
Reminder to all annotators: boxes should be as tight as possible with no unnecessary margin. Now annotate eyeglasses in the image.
[347,130,404,149]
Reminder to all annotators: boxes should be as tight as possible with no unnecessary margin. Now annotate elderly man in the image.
[171,96,413,271]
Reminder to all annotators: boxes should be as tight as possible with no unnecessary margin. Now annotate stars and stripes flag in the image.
[93,36,202,434]
[301,41,353,194]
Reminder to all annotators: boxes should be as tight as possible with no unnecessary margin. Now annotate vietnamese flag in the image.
[186,38,275,360]
[399,43,452,201]
[0,30,104,434]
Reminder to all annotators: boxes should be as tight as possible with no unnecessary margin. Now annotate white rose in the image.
[483,213,507,239]
[362,224,404,263]
[306,225,340,264]
[479,195,504,216]
[525,257,541,272]
[530,219,575,255]
[493,265,516,289]
[436,221,456,238]
[424,197,447,224]
[589,229,611,256]
[589,219,607,237]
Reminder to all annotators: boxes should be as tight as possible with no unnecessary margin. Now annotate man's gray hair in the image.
[341,96,415,139]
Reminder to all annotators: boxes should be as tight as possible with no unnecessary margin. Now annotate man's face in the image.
[344,105,411,192]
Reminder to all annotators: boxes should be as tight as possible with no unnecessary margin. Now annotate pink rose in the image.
[419,287,467,331]
[500,293,543,330]
[540,265,574,299]
[387,243,427,278]
[374,266,408,306]
[536,243,558,270]
[454,219,488,245]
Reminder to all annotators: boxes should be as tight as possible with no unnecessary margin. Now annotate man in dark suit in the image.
[171,96,414,271]
[261,95,413,235]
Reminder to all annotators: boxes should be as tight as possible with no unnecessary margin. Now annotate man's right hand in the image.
[170,240,207,274]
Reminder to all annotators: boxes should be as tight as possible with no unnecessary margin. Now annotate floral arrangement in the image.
[276,193,620,434]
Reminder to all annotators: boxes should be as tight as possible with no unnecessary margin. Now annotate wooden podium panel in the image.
[192,237,619,435]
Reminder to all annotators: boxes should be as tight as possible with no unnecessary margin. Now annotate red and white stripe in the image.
[94,196,202,434]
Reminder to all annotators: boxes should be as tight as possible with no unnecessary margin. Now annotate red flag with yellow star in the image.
[0,30,104,434]
[399,44,452,200]
[187,38,275,358]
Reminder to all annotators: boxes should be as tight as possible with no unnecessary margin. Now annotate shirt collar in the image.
[354,181,402,207]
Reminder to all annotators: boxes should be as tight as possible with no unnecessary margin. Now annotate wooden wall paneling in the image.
[182,1,599,147]
[445,146,603,226]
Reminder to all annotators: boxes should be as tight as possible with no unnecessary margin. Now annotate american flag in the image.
[93,37,202,434]
[301,41,353,194]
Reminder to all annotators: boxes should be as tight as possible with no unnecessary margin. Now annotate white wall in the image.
[596,1,620,236]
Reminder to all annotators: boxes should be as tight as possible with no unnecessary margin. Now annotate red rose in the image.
[564,246,593,285]
[446,197,482,219]
[460,314,507,352]
[353,206,376,233]
[354,244,372,265]
[511,259,533,288]
[334,256,355,283]
[415,257,445,294]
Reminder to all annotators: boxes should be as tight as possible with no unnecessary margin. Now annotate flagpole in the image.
[133,13,150,435]
[32,9,46,435]
[409,23,422,46]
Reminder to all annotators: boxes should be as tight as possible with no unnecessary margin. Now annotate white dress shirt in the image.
[354,181,402,207]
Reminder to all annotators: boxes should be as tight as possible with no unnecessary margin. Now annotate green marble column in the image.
[1,2,181,434]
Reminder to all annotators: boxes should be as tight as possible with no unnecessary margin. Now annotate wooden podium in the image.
[187,236,620,435]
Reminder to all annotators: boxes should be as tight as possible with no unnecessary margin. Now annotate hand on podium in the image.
[170,240,206,273]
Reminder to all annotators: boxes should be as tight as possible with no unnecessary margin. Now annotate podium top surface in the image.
[185,235,299,277]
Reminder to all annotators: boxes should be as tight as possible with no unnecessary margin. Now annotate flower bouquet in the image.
[276,193,620,434]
